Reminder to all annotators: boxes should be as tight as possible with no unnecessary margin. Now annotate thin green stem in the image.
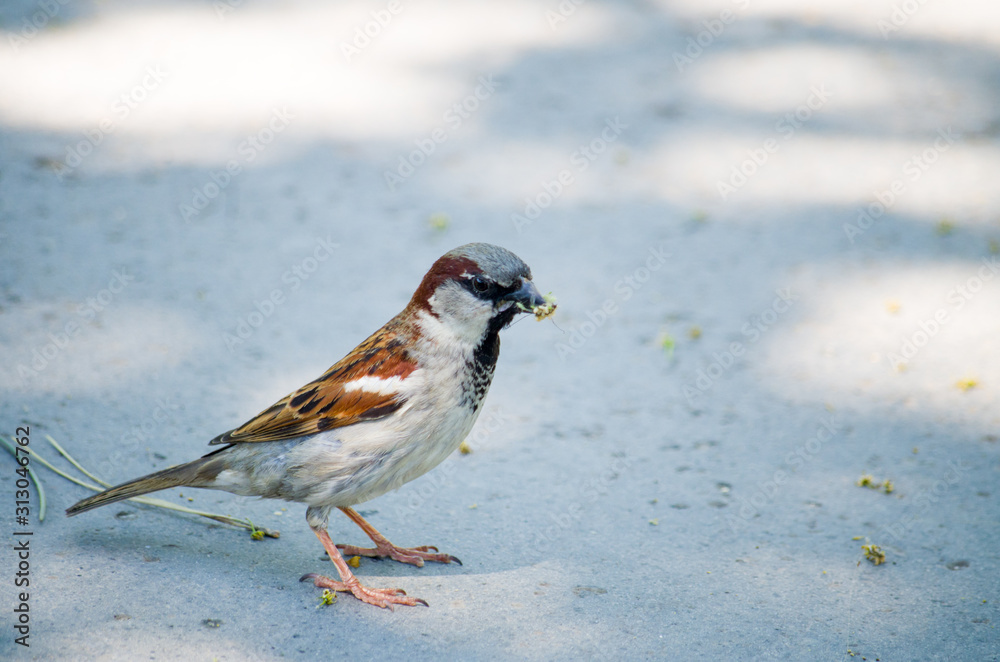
[5,436,103,490]
[46,434,111,487]
[0,435,47,522]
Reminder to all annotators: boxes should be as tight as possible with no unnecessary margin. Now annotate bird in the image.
[67,242,551,609]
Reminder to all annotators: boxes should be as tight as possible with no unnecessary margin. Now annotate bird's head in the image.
[406,243,547,352]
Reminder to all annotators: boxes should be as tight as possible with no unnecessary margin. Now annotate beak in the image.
[504,279,546,310]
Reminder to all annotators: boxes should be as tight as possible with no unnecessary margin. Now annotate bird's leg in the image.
[300,523,428,609]
[336,506,462,567]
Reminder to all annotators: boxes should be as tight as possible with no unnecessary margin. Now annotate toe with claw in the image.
[300,573,428,609]
[337,506,461,567]
[336,542,461,567]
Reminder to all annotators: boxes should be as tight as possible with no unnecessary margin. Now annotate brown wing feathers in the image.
[209,327,417,445]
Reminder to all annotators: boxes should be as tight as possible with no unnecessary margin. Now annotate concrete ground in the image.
[1,1,999,659]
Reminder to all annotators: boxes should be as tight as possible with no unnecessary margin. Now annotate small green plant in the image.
[862,544,885,566]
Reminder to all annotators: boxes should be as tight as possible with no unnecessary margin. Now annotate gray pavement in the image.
[1,1,998,660]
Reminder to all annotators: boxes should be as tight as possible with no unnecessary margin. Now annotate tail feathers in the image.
[66,456,221,516]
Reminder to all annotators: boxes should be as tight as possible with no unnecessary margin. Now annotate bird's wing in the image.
[209,327,417,445]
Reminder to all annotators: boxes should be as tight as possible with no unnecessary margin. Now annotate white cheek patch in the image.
[417,308,482,350]
[421,280,496,350]
[342,375,405,395]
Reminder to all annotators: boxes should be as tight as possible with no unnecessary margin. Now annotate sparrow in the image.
[67,243,550,609]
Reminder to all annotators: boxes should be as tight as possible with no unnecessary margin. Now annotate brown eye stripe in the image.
[408,255,480,311]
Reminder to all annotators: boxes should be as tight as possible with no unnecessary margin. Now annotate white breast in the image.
[285,360,485,509]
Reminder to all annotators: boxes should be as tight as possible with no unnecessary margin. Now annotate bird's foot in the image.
[336,542,461,567]
[300,573,428,610]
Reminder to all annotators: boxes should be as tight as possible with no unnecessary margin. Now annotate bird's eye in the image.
[472,276,490,293]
